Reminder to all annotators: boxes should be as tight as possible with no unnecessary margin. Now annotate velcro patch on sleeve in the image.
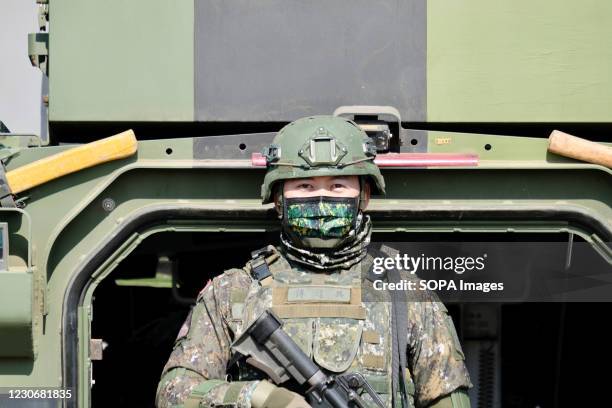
[231,303,244,320]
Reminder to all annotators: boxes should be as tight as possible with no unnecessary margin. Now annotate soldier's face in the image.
[275,175,370,213]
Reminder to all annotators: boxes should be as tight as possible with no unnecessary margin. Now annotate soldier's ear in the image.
[273,186,283,218]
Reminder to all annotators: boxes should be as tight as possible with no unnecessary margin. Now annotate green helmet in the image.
[260,115,386,203]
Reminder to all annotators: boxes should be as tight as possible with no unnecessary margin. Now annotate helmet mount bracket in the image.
[298,129,348,168]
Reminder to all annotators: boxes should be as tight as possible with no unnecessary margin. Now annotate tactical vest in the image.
[226,246,416,408]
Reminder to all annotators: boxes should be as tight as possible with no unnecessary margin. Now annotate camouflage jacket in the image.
[156,245,472,408]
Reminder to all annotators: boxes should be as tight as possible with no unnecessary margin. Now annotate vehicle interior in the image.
[87,227,610,408]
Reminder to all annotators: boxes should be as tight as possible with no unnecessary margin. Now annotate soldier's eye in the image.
[298,183,313,189]
[332,184,346,189]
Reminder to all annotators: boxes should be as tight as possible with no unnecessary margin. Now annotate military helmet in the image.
[260,115,386,203]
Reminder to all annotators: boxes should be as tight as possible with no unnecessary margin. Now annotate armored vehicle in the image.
[1,1,611,407]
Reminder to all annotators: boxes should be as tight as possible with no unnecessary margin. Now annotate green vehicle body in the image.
[1,1,611,407]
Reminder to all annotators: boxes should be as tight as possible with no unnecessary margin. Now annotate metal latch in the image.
[333,105,403,153]
[29,0,49,76]
[28,33,48,76]
[357,121,392,152]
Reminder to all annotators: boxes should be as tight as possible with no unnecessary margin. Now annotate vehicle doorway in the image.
[88,229,611,408]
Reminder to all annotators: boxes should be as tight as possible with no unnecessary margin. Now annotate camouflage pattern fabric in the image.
[285,197,357,238]
[404,290,472,406]
[280,212,371,271]
[156,245,472,408]
[155,269,260,408]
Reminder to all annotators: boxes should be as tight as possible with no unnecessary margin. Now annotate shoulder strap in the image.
[248,246,275,282]
[369,245,411,408]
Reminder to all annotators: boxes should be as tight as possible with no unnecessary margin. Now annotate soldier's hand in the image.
[251,380,312,408]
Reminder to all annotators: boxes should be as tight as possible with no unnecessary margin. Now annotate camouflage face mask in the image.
[282,195,359,249]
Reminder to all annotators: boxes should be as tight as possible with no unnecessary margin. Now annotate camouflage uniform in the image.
[157,115,471,408]
[156,245,472,408]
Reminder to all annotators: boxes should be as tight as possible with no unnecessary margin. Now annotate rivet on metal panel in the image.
[102,198,115,212]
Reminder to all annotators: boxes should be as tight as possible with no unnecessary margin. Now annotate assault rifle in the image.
[232,310,385,408]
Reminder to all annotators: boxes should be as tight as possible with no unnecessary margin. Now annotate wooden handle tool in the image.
[548,130,612,168]
[5,129,137,194]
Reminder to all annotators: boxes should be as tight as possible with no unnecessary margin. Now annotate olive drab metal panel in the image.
[49,0,194,121]
[48,0,612,123]
[0,210,35,358]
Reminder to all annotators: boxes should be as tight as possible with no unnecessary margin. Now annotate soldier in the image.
[156,116,472,408]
